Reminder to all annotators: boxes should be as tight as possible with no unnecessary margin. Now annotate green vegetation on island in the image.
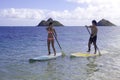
[37,18,116,27]
[37,18,64,27]
[97,19,116,26]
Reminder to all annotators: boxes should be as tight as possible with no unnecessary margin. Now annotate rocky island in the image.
[97,19,116,26]
[37,18,64,27]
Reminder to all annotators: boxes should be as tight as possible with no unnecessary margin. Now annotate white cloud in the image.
[67,0,91,4]
[66,0,120,5]
[0,0,120,26]
[66,0,120,25]
[0,8,45,19]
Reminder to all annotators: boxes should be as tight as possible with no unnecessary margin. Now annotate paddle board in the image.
[30,53,62,61]
[70,50,108,57]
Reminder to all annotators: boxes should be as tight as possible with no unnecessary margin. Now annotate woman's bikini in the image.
[48,28,54,41]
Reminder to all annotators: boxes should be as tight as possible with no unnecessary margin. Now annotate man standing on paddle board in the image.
[85,20,98,54]
[46,22,57,56]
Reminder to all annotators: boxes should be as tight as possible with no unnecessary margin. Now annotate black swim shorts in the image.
[89,34,97,43]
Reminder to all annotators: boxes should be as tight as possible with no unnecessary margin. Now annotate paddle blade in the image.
[61,51,66,57]
[98,51,102,56]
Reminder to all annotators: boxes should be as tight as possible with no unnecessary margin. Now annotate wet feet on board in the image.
[48,52,51,55]
[87,50,90,53]
[94,52,96,54]
[54,53,56,56]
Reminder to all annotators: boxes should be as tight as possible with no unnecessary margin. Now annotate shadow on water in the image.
[69,55,99,73]
[35,59,64,80]
[86,56,99,75]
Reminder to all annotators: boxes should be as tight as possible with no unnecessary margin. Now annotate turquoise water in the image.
[0,26,120,80]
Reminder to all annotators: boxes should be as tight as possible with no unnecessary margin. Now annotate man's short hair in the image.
[92,20,97,26]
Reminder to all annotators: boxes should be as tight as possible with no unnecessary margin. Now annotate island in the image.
[97,19,116,26]
[37,18,64,27]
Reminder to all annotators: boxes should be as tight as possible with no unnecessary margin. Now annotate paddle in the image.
[52,33,65,57]
[85,26,101,56]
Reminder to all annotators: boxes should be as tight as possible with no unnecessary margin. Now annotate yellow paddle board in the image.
[70,50,108,57]
[71,52,99,57]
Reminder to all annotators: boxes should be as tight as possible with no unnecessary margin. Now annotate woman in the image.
[46,22,57,56]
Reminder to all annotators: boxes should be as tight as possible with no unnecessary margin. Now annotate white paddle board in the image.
[30,53,62,61]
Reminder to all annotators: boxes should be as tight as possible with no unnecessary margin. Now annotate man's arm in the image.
[85,25,92,28]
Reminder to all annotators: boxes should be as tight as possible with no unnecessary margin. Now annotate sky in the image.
[0,0,120,26]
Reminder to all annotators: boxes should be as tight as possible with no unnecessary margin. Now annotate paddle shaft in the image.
[52,33,62,51]
[86,27,91,34]
[86,26,101,54]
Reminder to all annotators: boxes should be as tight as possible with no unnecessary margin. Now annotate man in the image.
[86,20,98,54]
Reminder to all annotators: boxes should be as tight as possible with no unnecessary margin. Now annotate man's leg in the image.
[87,40,92,52]
[93,42,97,54]
[93,36,97,54]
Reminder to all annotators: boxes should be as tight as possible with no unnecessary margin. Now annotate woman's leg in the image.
[47,40,51,55]
[52,40,56,56]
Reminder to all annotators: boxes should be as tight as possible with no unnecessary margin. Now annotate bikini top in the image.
[48,28,53,34]
[48,31,53,34]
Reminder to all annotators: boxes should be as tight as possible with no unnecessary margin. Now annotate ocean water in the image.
[0,26,120,80]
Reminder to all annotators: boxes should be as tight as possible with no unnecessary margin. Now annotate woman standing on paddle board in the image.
[85,20,98,54]
[46,22,57,56]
